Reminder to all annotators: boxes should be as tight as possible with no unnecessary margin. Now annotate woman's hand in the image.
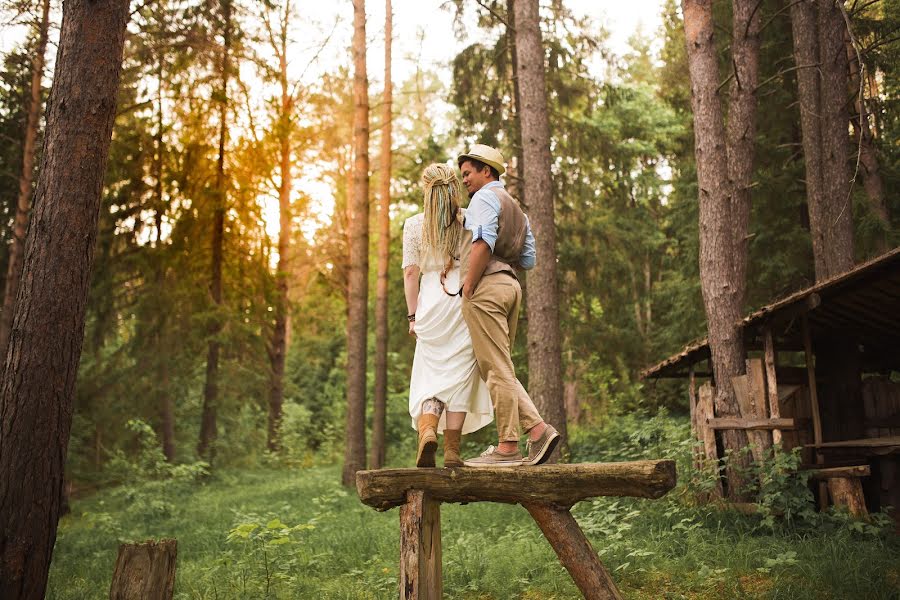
[408,320,416,338]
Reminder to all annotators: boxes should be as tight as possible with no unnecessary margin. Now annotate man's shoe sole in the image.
[527,431,560,466]
[416,439,437,468]
[462,458,523,468]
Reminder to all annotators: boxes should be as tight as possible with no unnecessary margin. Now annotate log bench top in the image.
[356,460,677,511]
[808,436,900,456]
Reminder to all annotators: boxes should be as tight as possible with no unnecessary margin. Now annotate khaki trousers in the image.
[462,273,542,442]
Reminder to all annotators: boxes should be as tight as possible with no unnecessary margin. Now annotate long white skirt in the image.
[408,267,493,435]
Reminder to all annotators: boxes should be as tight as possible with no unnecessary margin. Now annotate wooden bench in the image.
[356,460,676,600]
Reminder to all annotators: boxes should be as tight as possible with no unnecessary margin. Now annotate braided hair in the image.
[421,163,464,265]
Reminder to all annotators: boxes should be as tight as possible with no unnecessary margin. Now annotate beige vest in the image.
[460,185,529,282]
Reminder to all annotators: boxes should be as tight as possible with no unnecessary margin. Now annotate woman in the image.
[403,163,493,468]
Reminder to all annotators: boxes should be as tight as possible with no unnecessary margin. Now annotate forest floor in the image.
[48,415,900,599]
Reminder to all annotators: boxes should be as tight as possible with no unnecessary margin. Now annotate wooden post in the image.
[733,359,772,463]
[524,503,623,600]
[801,313,828,510]
[109,539,177,600]
[400,490,441,600]
[697,383,724,498]
[763,327,783,445]
[689,365,700,471]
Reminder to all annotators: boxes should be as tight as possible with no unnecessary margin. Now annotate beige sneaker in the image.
[524,424,560,466]
[463,445,523,468]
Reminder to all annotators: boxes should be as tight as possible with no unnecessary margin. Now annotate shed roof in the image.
[641,247,900,379]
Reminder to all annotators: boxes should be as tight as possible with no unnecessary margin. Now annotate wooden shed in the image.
[642,247,900,517]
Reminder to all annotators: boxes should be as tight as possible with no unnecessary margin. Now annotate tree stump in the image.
[109,539,177,600]
[827,477,868,518]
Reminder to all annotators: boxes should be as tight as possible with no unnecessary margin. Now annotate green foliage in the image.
[209,512,316,596]
[105,419,209,484]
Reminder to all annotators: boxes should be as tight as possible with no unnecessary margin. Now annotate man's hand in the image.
[462,239,492,299]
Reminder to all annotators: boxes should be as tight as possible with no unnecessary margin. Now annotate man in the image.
[453,144,560,467]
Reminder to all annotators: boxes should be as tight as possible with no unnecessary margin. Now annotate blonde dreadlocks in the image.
[421,163,464,266]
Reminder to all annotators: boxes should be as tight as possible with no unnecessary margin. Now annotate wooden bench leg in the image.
[400,490,441,599]
[524,503,623,600]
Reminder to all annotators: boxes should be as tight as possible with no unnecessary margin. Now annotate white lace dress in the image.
[403,211,493,434]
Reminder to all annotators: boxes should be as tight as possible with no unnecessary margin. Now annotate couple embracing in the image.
[402,144,559,469]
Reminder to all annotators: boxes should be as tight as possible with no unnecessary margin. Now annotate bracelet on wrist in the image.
[407,314,416,322]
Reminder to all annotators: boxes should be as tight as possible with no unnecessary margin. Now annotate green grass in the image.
[48,462,900,599]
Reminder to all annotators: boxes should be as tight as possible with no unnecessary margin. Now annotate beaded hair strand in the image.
[421,163,464,263]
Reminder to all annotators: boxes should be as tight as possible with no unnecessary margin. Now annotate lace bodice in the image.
[402,211,464,273]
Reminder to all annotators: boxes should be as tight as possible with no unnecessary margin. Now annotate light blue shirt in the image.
[465,181,536,270]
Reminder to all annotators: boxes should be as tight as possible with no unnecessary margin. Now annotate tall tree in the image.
[513,0,568,458]
[342,0,370,486]
[198,0,234,462]
[682,0,760,498]
[0,0,130,594]
[847,36,890,252]
[790,0,854,281]
[0,0,51,357]
[261,0,297,452]
[371,0,391,470]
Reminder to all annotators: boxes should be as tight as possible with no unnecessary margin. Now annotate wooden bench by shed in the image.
[356,460,676,600]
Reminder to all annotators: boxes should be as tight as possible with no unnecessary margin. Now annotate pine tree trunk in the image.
[0,0,130,594]
[790,0,826,259]
[682,0,759,499]
[343,0,370,486]
[0,0,51,358]
[198,0,233,463]
[814,0,853,280]
[154,55,175,463]
[371,0,391,471]
[268,7,292,453]
[506,0,525,203]
[846,37,889,249]
[513,0,568,460]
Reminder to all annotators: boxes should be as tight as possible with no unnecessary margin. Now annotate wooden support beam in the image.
[763,327,783,445]
[524,503,623,600]
[805,465,871,480]
[801,313,827,510]
[707,418,804,431]
[400,490,441,600]
[109,539,177,600]
[356,461,677,511]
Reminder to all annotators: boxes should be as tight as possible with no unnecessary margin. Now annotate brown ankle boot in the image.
[416,413,439,467]
[443,429,463,467]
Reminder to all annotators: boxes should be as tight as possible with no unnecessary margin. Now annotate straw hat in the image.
[457,144,505,176]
